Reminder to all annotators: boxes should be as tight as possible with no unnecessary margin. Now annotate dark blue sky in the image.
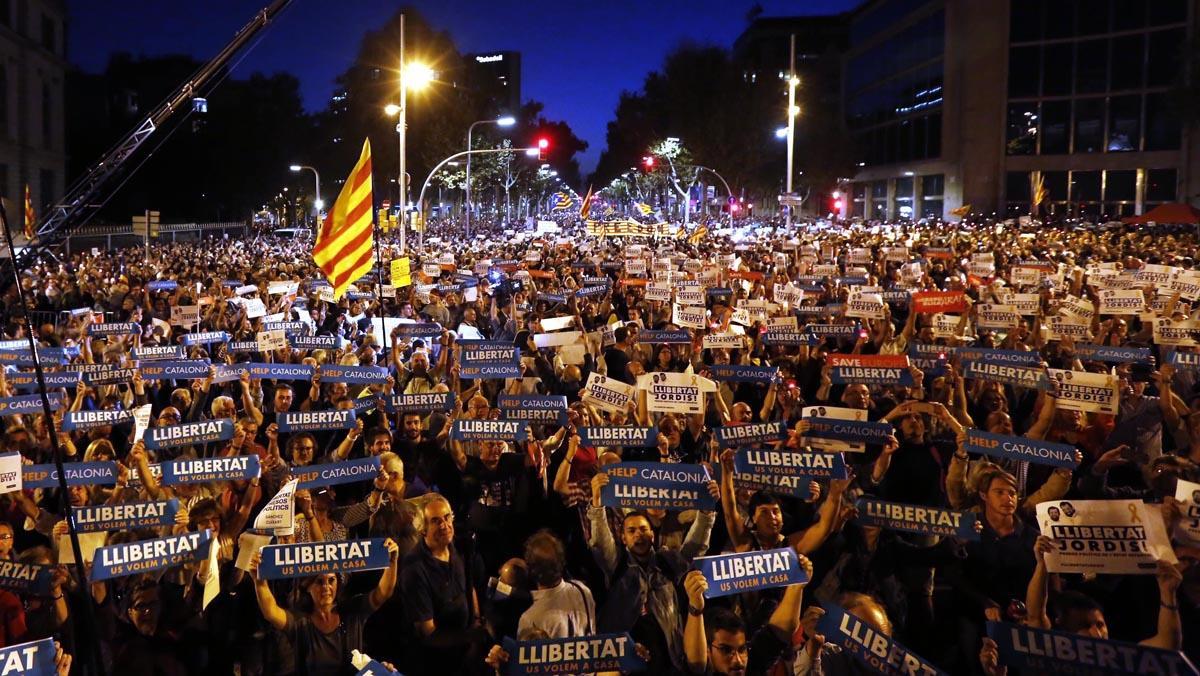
[68,0,858,172]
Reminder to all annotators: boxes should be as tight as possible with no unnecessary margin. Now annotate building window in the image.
[1147,28,1185,87]
[1008,46,1040,98]
[0,0,8,27]
[1144,92,1180,151]
[40,15,54,53]
[1040,101,1070,154]
[1145,168,1176,203]
[1006,103,1038,155]
[1107,95,1140,152]
[1010,0,1042,43]
[41,83,52,149]
[1110,34,1145,91]
[0,65,6,134]
[1149,0,1187,27]
[1073,98,1104,153]
[1071,170,1102,202]
[1075,39,1108,95]
[1104,169,1136,217]
[38,169,53,209]
[1042,43,1073,96]
[1113,0,1147,31]
[1044,1,1074,41]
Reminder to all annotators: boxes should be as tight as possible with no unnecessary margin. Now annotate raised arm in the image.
[250,553,288,631]
[719,449,750,551]
[1141,561,1183,650]
[367,539,400,610]
[587,472,618,576]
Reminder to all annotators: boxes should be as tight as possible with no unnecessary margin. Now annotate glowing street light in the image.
[465,115,520,237]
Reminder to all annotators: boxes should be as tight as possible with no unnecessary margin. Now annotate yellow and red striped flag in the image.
[23,185,35,241]
[579,185,594,219]
[313,139,374,299]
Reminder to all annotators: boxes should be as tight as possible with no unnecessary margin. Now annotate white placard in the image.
[1009,293,1041,316]
[253,478,297,532]
[646,285,672,303]
[673,304,707,329]
[1174,479,1200,546]
[1046,316,1092,341]
[1153,318,1200,346]
[637,371,716,415]
[540,316,575,332]
[1036,499,1176,575]
[976,304,1020,329]
[0,453,21,493]
[243,297,268,319]
[845,291,885,320]
[133,403,153,442]
[234,532,273,573]
[582,372,635,414]
[235,284,258,296]
[1047,369,1118,415]
[268,280,299,295]
[57,532,107,564]
[256,329,287,352]
[1097,289,1144,316]
[170,305,200,327]
[801,405,866,452]
[534,331,582,348]
[703,333,744,350]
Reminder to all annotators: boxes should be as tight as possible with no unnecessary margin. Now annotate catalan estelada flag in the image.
[636,202,653,216]
[688,225,708,245]
[314,139,373,299]
[579,185,594,219]
[949,204,971,218]
[23,185,35,241]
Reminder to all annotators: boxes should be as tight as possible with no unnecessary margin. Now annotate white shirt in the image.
[518,580,596,639]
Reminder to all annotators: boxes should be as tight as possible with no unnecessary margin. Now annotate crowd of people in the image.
[0,216,1196,675]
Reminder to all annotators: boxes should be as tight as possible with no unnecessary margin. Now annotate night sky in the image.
[68,0,858,173]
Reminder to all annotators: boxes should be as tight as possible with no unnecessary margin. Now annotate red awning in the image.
[1122,203,1200,225]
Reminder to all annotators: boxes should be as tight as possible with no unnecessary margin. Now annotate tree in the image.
[648,138,700,224]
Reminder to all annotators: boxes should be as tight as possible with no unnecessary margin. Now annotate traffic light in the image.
[832,190,844,214]
[643,155,655,171]
[537,137,549,161]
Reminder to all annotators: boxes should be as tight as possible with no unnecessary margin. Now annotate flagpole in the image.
[373,212,391,366]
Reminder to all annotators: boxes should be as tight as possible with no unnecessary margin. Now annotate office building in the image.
[464,50,521,116]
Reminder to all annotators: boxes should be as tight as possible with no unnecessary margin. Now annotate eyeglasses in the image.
[0,535,13,541]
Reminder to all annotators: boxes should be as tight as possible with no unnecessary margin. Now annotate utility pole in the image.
[785,33,797,229]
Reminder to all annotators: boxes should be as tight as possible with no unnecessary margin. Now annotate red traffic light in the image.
[643,155,655,170]
[537,138,550,149]
[833,199,844,211]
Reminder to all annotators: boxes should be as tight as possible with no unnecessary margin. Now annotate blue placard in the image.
[0,561,54,596]
[985,620,1197,676]
[0,638,58,675]
[0,393,65,416]
[707,287,733,299]
[817,603,948,676]
[293,456,382,490]
[146,280,179,292]
[696,547,807,598]
[600,462,716,511]
[1169,351,1200,370]
[87,322,139,336]
[956,347,1042,366]
[500,632,645,676]
[830,364,914,386]
[963,360,1050,389]
[761,330,819,346]
[182,331,230,346]
[145,419,236,450]
[498,394,568,425]
[71,499,180,533]
[139,360,212,381]
[836,276,868,286]
[264,321,307,334]
[23,461,118,488]
[1075,343,1152,364]
[637,330,692,344]
[714,422,788,447]
[393,323,443,340]
[159,454,260,485]
[450,419,528,442]
[132,345,186,361]
[907,343,949,377]
[278,409,356,433]
[855,498,979,541]
[804,417,895,445]
[576,426,657,448]
[387,392,455,413]
[805,323,859,337]
[9,371,82,390]
[460,342,520,379]
[355,661,400,676]
[92,529,213,581]
[62,408,134,431]
[83,366,137,386]
[0,346,69,366]
[735,448,848,485]
[256,538,390,580]
[963,429,1078,469]
[214,363,316,382]
[537,293,567,304]
[227,340,260,353]
[319,365,388,384]
[710,364,778,383]
[222,279,244,288]
[574,285,608,298]
[289,334,339,350]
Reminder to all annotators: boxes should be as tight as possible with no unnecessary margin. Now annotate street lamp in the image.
[465,115,517,238]
[289,164,321,235]
[416,145,539,249]
[385,14,434,252]
[784,34,798,228]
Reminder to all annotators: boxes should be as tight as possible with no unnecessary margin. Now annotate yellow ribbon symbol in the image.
[1127,502,1142,524]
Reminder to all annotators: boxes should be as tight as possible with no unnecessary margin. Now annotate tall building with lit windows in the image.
[842,0,1197,221]
[0,0,67,218]
[464,51,521,116]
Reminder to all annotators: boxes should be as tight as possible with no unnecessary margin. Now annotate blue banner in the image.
[637,330,692,344]
[350,397,380,416]
[92,529,213,581]
[182,331,230,346]
[387,392,455,413]
[319,365,388,384]
[956,347,1042,366]
[71,499,180,533]
[985,620,1197,676]
[144,419,236,450]
[735,448,848,486]
[0,561,54,596]
[697,547,808,598]
[805,323,859,338]
[289,335,339,350]
[963,360,1050,389]
[600,462,716,511]
[830,364,914,387]
[227,340,260,353]
[293,456,382,490]
[817,603,948,676]
[762,330,820,346]
[0,393,66,416]
[500,633,645,676]
[23,462,118,488]
[804,417,895,445]
[963,429,1078,469]
[132,345,185,361]
[461,342,520,379]
[9,371,81,390]
[537,293,567,305]
[146,280,179,291]
[1075,344,1152,364]
[710,364,778,384]
[498,394,568,425]
[715,422,788,447]
[87,322,139,336]
[574,285,608,298]
[576,426,657,448]
[278,409,356,433]
[855,498,979,540]
[907,343,949,378]
[451,419,528,442]
[62,408,134,431]
[159,454,260,485]
[82,366,137,386]
[139,360,212,381]
[393,323,444,340]
[0,346,69,366]
[214,363,315,382]
[0,638,57,676]
[1169,351,1200,371]
[256,538,391,580]
[264,321,306,334]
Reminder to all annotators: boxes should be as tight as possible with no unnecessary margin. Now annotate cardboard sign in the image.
[828,354,914,386]
[963,429,1078,469]
[1074,344,1151,364]
[92,529,213,581]
[499,394,569,426]
[582,373,635,414]
[576,427,657,448]
[0,453,21,494]
[170,305,200,327]
[293,456,382,490]
[1097,289,1145,315]
[912,291,966,314]
[62,408,135,431]
[450,419,528,442]
[855,498,979,540]
[71,499,180,533]
[714,422,788,447]
[986,620,1197,676]
[253,478,297,533]
[159,455,261,485]
[817,604,948,676]
[319,365,388,384]
[278,409,356,433]
[1036,499,1177,574]
[387,392,455,414]
[600,462,715,511]
[144,419,236,450]
[23,462,117,488]
[735,447,848,486]
[0,393,65,417]
[964,361,1049,390]
[696,547,807,598]
[1047,369,1119,415]
[804,418,895,445]
[0,638,58,676]
[637,330,692,344]
[256,539,391,580]
[1174,478,1200,547]
[637,372,714,415]
[500,633,645,676]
